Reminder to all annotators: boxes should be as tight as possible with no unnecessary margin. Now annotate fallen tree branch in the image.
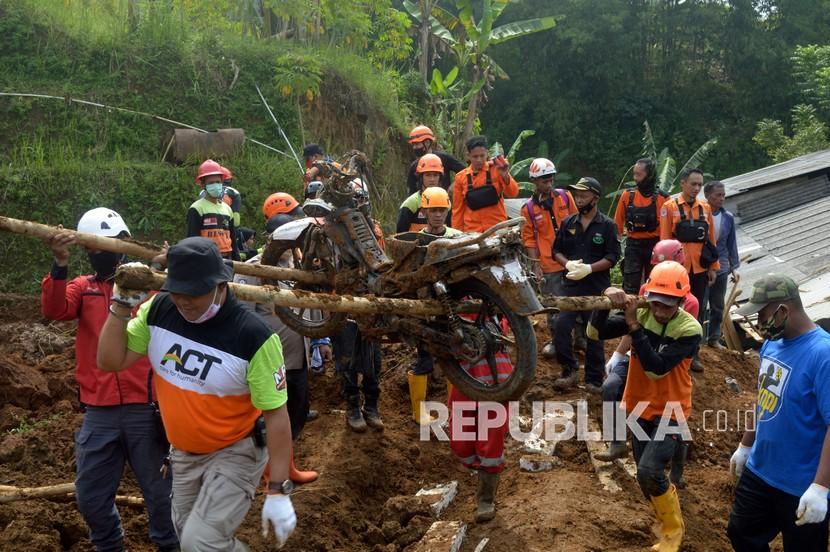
[0,483,143,507]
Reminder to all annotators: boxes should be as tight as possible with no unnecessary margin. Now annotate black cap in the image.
[161,237,234,296]
[303,143,324,158]
[568,177,602,196]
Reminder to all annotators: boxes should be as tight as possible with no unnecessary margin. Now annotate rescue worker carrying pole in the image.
[97,238,297,550]
[614,158,669,294]
[589,261,702,552]
[406,187,462,426]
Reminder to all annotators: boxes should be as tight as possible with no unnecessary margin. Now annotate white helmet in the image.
[529,158,557,179]
[77,208,131,237]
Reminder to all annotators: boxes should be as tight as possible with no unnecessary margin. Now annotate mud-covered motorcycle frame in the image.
[264,152,544,401]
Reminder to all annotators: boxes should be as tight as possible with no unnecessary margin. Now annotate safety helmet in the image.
[643,261,690,298]
[263,192,301,219]
[194,159,224,184]
[408,125,435,144]
[77,207,131,238]
[651,239,685,266]
[305,180,324,199]
[220,166,233,182]
[529,158,557,179]
[416,153,444,175]
[420,187,450,209]
[350,178,370,204]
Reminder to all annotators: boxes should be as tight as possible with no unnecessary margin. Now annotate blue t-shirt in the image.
[747,327,830,496]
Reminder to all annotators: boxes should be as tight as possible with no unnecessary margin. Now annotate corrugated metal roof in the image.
[721,148,830,197]
[731,195,830,322]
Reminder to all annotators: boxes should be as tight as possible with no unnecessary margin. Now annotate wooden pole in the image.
[540,294,648,311]
[0,215,329,286]
[116,264,454,316]
[0,484,143,507]
[118,265,643,316]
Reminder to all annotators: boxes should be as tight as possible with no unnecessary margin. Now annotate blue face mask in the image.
[205,183,224,199]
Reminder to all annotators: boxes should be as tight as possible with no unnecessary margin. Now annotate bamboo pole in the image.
[0,216,329,286]
[0,484,143,507]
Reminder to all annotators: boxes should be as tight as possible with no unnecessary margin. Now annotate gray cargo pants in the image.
[170,437,268,552]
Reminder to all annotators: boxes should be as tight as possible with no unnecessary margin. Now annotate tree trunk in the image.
[459,67,482,153]
[419,0,432,84]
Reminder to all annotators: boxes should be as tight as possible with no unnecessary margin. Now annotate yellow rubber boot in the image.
[408,371,436,424]
[649,484,684,552]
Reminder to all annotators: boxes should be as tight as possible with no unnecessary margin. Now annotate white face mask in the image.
[178,287,224,324]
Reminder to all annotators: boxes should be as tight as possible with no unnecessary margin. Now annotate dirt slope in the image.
[0,294,767,551]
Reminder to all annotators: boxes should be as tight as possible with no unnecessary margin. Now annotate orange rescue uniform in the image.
[659,197,720,274]
[452,163,519,233]
[520,191,577,273]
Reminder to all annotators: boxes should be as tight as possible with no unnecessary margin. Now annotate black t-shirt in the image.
[407,151,467,194]
[553,211,621,295]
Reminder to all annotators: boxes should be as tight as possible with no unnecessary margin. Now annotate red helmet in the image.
[194,159,224,184]
[220,165,233,182]
[651,239,685,266]
[263,192,300,219]
[408,125,435,144]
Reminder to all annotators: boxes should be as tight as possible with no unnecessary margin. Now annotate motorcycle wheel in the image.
[436,279,537,402]
[261,238,346,339]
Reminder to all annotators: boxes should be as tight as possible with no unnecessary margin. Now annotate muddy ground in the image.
[0,293,771,551]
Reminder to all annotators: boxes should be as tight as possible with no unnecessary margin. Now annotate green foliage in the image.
[792,45,830,116]
[274,52,323,101]
[753,104,830,163]
[605,121,717,209]
[404,0,557,153]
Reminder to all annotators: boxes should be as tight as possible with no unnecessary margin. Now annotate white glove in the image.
[565,260,592,281]
[565,259,582,272]
[262,494,297,548]
[605,351,626,375]
[796,483,829,526]
[729,443,751,480]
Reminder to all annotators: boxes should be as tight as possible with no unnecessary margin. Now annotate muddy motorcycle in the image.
[262,153,543,401]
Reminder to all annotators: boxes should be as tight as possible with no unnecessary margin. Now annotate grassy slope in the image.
[0,1,410,293]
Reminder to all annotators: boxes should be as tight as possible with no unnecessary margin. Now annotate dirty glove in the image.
[796,483,829,526]
[112,281,149,309]
[565,260,592,281]
[262,494,297,548]
[729,443,751,480]
[605,351,626,375]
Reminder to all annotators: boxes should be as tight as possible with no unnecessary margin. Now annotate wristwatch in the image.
[268,479,294,496]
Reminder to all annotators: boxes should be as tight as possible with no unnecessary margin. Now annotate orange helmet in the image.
[651,239,685,265]
[420,187,450,209]
[408,125,435,144]
[220,165,233,182]
[194,159,224,184]
[416,153,444,175]
[643,261,690,298]
[263,192,300,219]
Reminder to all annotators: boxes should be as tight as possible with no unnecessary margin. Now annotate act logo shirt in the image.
[127,292,286,454]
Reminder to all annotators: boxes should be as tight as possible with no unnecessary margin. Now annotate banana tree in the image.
[606,120,717,213]
[403,0,557,154]
[490,130,573,197]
